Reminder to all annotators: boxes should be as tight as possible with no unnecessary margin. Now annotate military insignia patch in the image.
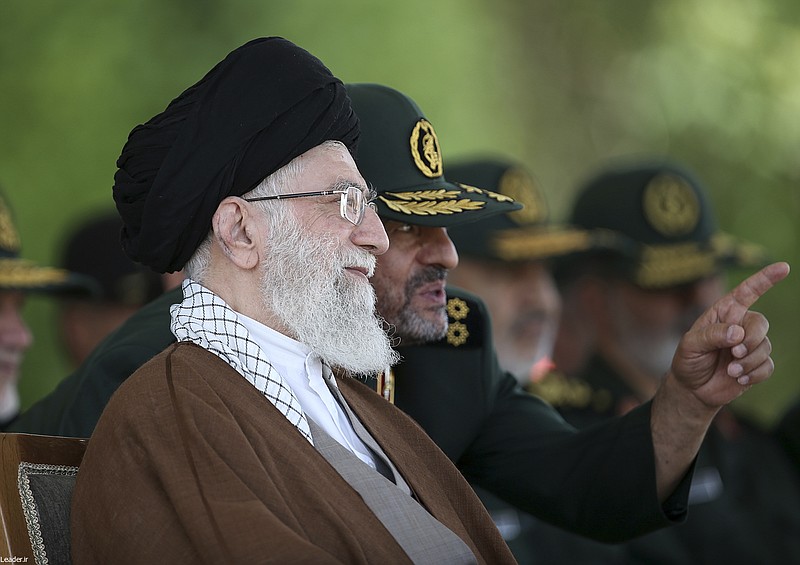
[0,197,21,253]
[445,298,470,346]
[427,293,484,349]
[446,297,469,320]
[642,173,700,236]
[446,321,468,347]
[409,119,442,178]
[498,167,547,225]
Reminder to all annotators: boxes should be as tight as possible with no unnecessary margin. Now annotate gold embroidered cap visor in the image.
[346,83,522,228]
[569,161,770,289]
[634,232,770,289]
[0,257,98,295]
[484,226,610,262]
[0,192,99,296]
[446,158,625,261]
[446,193,618,262]
[375,182,522,228]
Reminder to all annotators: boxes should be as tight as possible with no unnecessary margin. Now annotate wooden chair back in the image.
[0,433,88,564]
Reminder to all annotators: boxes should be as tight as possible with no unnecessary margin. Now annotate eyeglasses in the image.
[243,185,377,226]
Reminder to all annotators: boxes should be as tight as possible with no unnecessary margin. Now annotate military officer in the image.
[445,156,625,386]
[531,161,800,563]
[441,156,635,561]
[0,190,94,426]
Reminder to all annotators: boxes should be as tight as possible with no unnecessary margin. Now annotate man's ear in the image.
[212,197,261,270]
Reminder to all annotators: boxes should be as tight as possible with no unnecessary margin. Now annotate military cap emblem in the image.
[445,297,470,347]
[498,167,547,225]
[642,173,700,236]
[409,119,442,178]
[0,197,21,254]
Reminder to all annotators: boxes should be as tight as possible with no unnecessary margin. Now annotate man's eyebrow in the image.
[329,179,357,190]
[330,179,371,197]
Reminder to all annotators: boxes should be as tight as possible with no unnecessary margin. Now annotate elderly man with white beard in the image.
[69,38,517,564]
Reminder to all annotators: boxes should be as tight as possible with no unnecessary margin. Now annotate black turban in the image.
[113,37,359,273]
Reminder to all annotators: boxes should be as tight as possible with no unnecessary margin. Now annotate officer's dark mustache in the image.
[404,267,447,300]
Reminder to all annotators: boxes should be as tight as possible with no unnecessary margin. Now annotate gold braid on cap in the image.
[492,230,592,261]
[0,199,21,252]
[378,190,485,216]
[0,259,70,287]
[459,183,516,203]
[635,243,716,288]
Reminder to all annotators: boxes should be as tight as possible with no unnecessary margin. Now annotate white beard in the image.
[260,211,399,377]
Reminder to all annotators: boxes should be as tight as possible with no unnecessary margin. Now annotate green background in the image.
[2,0,798,427]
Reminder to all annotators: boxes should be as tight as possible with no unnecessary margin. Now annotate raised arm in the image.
[651,261,790,499]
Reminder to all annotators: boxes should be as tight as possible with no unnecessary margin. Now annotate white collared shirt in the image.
[238,313,377,469]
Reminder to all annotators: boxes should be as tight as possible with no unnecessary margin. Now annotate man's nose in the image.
[351,206,389,255]
[419,227,458,270]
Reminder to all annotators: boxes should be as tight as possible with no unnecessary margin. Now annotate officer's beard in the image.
[376,266,449,346]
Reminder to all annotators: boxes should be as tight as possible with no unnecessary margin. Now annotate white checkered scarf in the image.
[170,278,313,444]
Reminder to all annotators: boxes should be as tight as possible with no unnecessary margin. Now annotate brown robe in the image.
[71,343,515,564]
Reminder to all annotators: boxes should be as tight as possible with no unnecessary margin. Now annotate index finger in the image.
[725,261,790,317]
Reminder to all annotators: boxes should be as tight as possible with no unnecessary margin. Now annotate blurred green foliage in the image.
[2,0,798,427]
